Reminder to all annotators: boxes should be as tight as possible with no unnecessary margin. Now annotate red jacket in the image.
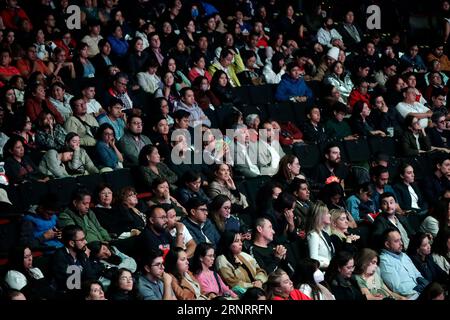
[0,7,33,30]
[278,121,303,146]
[272,289,312,300]
[25,98,64,125]
[348,89,371,112]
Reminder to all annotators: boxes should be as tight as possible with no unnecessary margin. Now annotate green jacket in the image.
[58,208,111,243]
[138,163,178,191]
[208,53,245,87]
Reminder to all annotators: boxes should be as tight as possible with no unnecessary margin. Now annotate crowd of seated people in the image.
[0,0,449,301]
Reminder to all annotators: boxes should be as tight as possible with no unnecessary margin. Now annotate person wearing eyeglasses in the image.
[117,114,152,168]
[191,243,237,299]
[139,205,173,256]
[181,198,221,249]
[137,249,177,300]
[425,107,450,149]
[94,123,124,171]
[399,114,432,157]
[51,225,100,295]
[324,251,366,300]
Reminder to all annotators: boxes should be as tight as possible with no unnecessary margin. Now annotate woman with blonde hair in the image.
[329,209,360,255]
[265,269,311,300]
[354,248,407,300]
[305,201,335,270]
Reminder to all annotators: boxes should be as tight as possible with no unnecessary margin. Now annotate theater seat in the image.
[102,168,134,193]
[268,102,296,123]
[343,138,370,163]
[248,84,276,105]
[47,177,78,208]
[76,173,104,195]
[368,136,397,158]
[293,143,320,170]
[16,181,49,210]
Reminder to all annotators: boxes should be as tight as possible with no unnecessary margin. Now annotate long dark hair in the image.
[294,258,322,299]
[432,229,450,259]
[210,70,230,90]
[164,247,187,282]
[107,268,140,300]
[217,231,241,268]
[407,232,432,257]
[138,144,158,166]
[255,181,283,214]
[191,242,215,276]
[325,251,354,285]
[8,246,31,277]
[209,195,232,232]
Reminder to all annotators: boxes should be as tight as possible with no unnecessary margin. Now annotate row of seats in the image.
[6,169,135,212]
[233,84,279,106]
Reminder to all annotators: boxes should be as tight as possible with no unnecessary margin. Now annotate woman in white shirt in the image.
[263,52,286,84]
[306,201,335,270]
[137,58,162,95]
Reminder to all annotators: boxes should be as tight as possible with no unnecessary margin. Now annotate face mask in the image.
[313,269,324,283]
[200,84,209,91]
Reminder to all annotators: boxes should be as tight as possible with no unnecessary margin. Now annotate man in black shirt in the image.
[139,205,173,257]
[314,142,349,188]
[249,218,294,276]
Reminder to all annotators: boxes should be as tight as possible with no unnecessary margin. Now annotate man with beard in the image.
[313,143,349,189]
[117,114,152,167]
[139,205,172,256]
[379,229,426,299]
[371,192,414,251]
[51,225,100,294]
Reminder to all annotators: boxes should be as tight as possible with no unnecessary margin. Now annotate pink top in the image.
[195,269,238,298]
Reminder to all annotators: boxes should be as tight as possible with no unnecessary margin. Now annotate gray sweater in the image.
[38,149,70,178]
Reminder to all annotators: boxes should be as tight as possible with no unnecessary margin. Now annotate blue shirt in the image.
[97,114,126,141]
[95,141,119,169]
[138,275,164,300]
[379,249,422,296]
